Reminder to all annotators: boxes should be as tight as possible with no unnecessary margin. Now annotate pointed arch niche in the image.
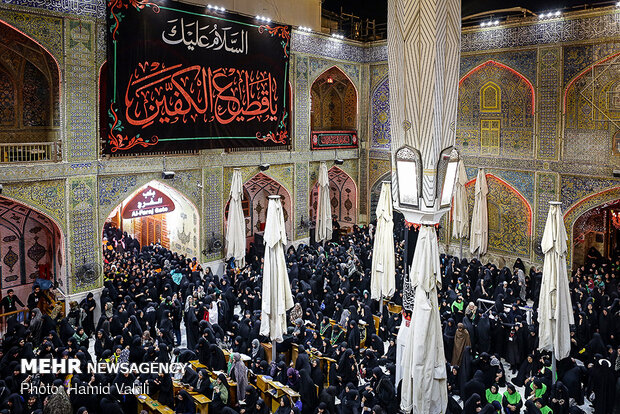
[230,173,293,244]
[457,60,534,158]
[309,166,358,228]
[311,66,358,131]
[0,196,65,302]
[103,180,200,258]
[0,20,61,162]
[464,173,532,257]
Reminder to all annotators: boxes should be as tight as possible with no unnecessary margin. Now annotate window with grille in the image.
[480,119,500,155]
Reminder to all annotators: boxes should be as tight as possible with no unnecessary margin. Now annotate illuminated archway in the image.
[0,20,61,157]
[310,66,358,131]
[564,186,620,267]
[0,196,65,301]
[309,166,358,228]
[103,180,200,258]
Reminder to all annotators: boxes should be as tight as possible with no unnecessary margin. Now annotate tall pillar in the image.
[388,1,461,413]
[388,0,461,224]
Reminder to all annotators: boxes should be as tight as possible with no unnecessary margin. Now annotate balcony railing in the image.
[0,142,61,163]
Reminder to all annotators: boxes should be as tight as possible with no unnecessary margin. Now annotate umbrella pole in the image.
[272,339,277,365]
[459,238,463,261]
[552,350,557,385]
[404,226,409,278]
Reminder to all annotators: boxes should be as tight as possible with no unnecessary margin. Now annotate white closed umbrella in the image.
[469,169,488,258]
[316,162,333,243]
[538,201,574,365]
[225,168,246,268]
[400,225,447,414]
[451,160,469,259]
[260,195,294,360]
[370,182,395,308]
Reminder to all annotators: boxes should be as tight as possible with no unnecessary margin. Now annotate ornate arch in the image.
[243,172,293,240]
[563,51,620,113]
[309,166,358,227]
[464,173,533,256]
[310,66,359,131]
[459,60,535,112]
[102,179,201,257]
[564,186,620,234]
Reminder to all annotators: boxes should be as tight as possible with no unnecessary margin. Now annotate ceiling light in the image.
[493,20,499,25]
[554,11,561,16]
[480,22,486,27]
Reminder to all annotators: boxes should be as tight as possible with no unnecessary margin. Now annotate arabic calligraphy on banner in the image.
[105,0,291,154]
[311,131,359,150]
[125,63,280,127]
[122,186,176,219]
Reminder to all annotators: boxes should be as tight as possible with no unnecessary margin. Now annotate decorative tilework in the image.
[203,166,223,261]
[0,0,104,18]
[3,180,66,229]
[563,42,620,86]
[537,47,561,160]
[560,175,620,214]
[461,11,620,52]
[534,172,559,261]
[368,158,392,191]
[294,162,309,240]
[292,32,365,63]
[464,174,532,257]
[368,149,390,160]
[295,55,310,150]
[308,58,360,90]
[168,170,202,211]
[371,78,390,150]
[0,7,63,63]
[65,18,96,161]
[457,61,534,159]
[370,64,389,91]
[68,176,99,294]
[99,175,139,206]
[563,129,609,165]
[460,50,537,85]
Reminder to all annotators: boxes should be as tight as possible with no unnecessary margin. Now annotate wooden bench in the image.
[190,360,207,370]
[137,395,174,414]
[387,302,402,314]
[189,392,211,414]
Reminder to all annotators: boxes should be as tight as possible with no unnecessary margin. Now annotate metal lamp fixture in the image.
[395,146,422,209]
[436,147,460,209]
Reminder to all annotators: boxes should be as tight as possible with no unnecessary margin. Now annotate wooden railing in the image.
[0,142,61,163]
[0,309,29,336]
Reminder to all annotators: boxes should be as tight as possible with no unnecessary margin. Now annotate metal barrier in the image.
[0,309,29,336]
[476,298,533,325]
[0,141,60,163]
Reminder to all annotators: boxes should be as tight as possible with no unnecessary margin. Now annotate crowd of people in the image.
[0,220,619,414]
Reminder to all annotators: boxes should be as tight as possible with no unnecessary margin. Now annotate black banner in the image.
[105,0,291,154]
